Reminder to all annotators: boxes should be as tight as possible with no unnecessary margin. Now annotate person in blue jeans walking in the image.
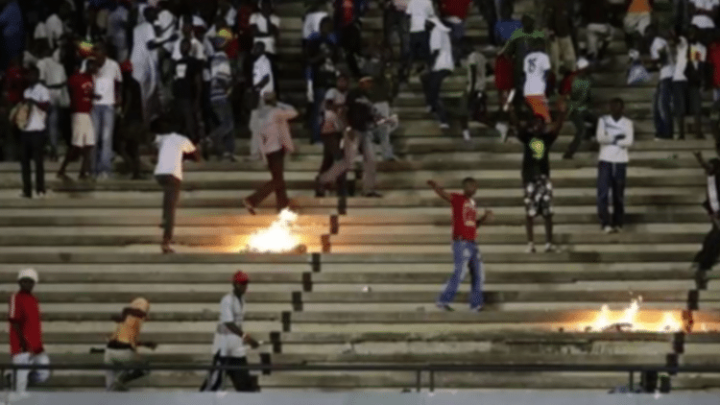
[596,98,634,233]
[429,178,493,312]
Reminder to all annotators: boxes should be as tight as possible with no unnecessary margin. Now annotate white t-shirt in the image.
[430,25,454,71]
[94,59,122,106]
[154,9,178,52]
[650,37,674,80]
[154,133,196,181]
[674,37,707,82]
[45,14,64,49]
[691,0,719,29]
[303,11,328,39]
[406,0,435,33]
[465,52,488,92]
[523,51,551,96]
[596,115,634,163]
[37,57,69,107]
[211,293,246,358]
[250,13,280,54]
[171,37,206,60]
[325,88,347,106]
[23,84,51,131]
[253,54,275,97]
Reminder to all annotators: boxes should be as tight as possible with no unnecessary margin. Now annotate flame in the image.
[245,209,301,253]
[584,297,683,333]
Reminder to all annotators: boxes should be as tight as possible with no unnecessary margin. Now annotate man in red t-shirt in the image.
[8,268,49,394]
[428,178,493,311]
[439,0,472,63]
[58,58,99,180]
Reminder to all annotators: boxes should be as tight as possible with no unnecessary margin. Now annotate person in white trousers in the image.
[8,268,50,395]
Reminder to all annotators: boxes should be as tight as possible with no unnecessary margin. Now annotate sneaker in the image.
[614,226,623,233]
[462,130,471,142]
[526,243,536,253]
[97,172,110,181]
[603,226,615,234]
[363,191,383,198]
[35,192,46,199]
[470,306,484,312]
[223,153,237,162]
[436,303,455,312]
[544,243,556,253]
[439,122,450,129]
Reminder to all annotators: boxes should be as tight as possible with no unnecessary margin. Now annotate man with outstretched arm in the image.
[429,178,493,312]
[691,143,720,288]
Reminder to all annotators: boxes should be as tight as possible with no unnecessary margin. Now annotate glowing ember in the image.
[245,209,302,253]
[583,297,683,333]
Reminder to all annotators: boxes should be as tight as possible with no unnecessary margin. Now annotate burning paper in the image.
[582,297,683,333]
[244,209,304,253]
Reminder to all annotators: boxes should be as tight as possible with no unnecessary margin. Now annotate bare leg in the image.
[525,216,535,253]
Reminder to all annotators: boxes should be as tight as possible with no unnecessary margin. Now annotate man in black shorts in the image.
[514,107,568,253]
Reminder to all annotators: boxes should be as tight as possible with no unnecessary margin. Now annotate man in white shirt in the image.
[92,43,123,179]
[596,98,633,233]
[252,42,275,98]
[673,27,706,140]
[421,18,453,129]
[200,271,260,392]
[19,66,51,199]
[649,27,674,140]
[36,43,69,161]
[302,0,328,49]
[153,117,200,254]
[250,2,280,55]
[523,39,552,123]
[405,0,436,77]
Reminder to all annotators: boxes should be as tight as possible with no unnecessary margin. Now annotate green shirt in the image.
[569,76,592,112]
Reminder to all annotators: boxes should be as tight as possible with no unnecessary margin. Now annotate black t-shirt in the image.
[346,88,374,132]
[306,36,338,89]
[519,130,558,183]
[122,76,143,123]
[172,57,202,100]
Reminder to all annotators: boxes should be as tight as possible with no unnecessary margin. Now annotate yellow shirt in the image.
[111,314,144,348]
[628,0,651,14]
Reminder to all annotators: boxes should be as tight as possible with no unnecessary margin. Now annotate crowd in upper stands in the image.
[0,0,719,200]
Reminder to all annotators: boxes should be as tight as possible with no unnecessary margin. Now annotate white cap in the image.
[577,58,590,70]
[18,268,39,283]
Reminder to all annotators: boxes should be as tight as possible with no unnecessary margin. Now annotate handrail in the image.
[0,363,719,372]
[2,363,719,392]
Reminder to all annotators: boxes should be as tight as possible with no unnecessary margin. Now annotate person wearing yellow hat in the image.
[200,271,260,392]
[104,297,157,391]
[8,268,50,395]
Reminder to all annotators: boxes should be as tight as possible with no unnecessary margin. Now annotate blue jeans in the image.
[422,70,451,124]
[597,161,627,228]
[654,78,673,139]
[91,105,116,175]
[437,240,484,309]
[209,98,236,157]
[311,87,327,144]
[47,105,60,151]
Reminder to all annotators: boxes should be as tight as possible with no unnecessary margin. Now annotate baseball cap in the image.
[18,268,39,283]
[577,58,590,70]
[120,60,133,73]
[233,271,250,285]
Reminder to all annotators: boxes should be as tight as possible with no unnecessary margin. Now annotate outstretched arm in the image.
[693,151,714,175]
[427,180,452,203]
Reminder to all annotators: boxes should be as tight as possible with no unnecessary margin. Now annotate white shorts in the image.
[624,13,651,36]
[72,113,95,147]
[12,352,50,393]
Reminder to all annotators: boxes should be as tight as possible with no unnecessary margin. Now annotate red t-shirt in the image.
[451,193,477,241]
[441,0,472,20]
[3,66,25,105]
[8,291,44,355]
[494,54,514,91]
[68,72,95,114]
[709,42,720,88]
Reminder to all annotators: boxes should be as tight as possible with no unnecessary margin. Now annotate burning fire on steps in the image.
[578,297,685,333]
[241,209,307,254]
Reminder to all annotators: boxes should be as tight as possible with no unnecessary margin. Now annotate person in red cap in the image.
[201,271,260,392]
